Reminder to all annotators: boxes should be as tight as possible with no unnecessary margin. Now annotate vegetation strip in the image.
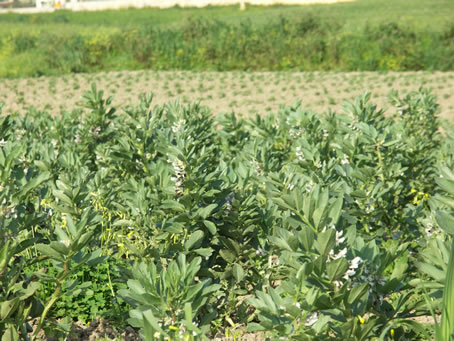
[1,16,454,78]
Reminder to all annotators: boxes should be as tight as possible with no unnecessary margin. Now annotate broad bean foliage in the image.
[0,86,453,340]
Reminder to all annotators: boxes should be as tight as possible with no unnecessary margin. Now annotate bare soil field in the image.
[1,71,453,119]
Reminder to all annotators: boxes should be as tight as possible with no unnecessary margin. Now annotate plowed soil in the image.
[1,71,453,119]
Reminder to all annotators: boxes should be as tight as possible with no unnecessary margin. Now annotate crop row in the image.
[1,87,454,339]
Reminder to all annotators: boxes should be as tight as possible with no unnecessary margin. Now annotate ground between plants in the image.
[1,71,453,120]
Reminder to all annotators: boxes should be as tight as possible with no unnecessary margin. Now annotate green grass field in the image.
[1,0,453,34]
[1,0,454,78]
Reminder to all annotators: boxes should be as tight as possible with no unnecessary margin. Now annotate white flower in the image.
[343,257,362,280]
[0,139,7,147]
[169,158,186,195]
[333,280,342,288]
[305,312,318,327]
[305,181,314,193]
[336,231,345,245]
[289,128,302,138]
[332,247,347,260]
[171,119,186,133]
[256,247,266,256]
[61,240,71,248]
[251,160,264,176]
[295,146,305,161]
[365,203,375,214]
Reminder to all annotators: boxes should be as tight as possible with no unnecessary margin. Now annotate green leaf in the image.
[232,263,245,283]
[193,248,213,258]
[437,178,454,196]
[415,262,446,282]
[0,298,19,320]
[315,229,335,256]
[53,189,73,206]
[435,210,454,236]
[219,249,236,263]
[2,327,20,341]
[184,302,194,323]
[203,220,217,235]
[142,309,166,338]
[34,160,50,171]
[313,314,330,333]
[313,207,325,229]
[164,222,184,233]
[12,171,50,202]
[328,195,343,225]
[298,226,314,252]
[161,200,185,212]
[435,195,454,210]
[54,226,69,244]
[50,241,70,256]
[185,230,204,251]
[327,258,349,281]
[112,219,135,227]
[36,243,66,262]
[350,190,367,198]
[199,204,218,219]
[347,282,368,306]
[247,322,266,332]
[65,215,77,239]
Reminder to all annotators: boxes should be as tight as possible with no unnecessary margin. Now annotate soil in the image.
[29,317,267,340]
[29,315,438,340]
[1,71,453,120]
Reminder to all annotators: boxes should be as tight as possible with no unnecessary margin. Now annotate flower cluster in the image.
[169,158,186,196]
[1,200,17,219]
[325,225,363,286]
[171,119,186,133]
[295,146,304,161]
[251,159,264,177]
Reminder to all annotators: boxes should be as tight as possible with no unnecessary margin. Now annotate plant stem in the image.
[376,144,385,181]
[31,282,62,341]
[441,237,454,340]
